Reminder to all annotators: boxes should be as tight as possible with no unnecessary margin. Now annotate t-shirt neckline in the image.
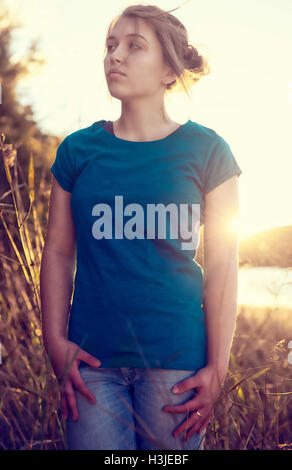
[95,119,191,145]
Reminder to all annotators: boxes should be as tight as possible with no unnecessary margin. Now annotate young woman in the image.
[40,5,242,450]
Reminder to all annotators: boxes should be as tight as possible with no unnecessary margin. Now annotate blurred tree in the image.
[0,1,60,207]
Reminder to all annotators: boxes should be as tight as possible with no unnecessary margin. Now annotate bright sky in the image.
[5,0,292,240]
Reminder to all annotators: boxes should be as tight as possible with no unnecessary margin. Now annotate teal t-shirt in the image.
[50,119,242,370]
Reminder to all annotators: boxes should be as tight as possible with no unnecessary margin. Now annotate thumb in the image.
[78,349,102,368]
[172,374,201,394]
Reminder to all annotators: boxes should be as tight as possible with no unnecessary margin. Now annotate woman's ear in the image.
[163,67,177,86]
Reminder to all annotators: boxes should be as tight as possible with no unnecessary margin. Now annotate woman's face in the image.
[104,15,175,101]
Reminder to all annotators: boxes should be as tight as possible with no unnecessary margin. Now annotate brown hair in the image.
[104,4,211,96]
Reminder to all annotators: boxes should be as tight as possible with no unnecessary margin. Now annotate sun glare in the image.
[228,217,257,241]
[229,217,240,235]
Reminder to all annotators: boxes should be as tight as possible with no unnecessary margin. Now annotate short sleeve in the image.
[203,136,242,195]
[50,137,75,192]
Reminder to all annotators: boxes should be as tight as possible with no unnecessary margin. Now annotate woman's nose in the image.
[110,45,127,63]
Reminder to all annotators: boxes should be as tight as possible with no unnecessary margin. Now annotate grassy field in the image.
[1,300,291,450]
[0,142,292,450]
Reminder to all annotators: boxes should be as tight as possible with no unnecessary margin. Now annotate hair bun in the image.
[184,45,202,71]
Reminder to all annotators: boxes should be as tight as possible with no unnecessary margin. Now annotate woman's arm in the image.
[163,175,240,438]
[203,174,240,382]
[40,176,76,353]
[40,176,101,422]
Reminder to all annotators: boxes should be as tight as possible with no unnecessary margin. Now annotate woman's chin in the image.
[108,89,132,101]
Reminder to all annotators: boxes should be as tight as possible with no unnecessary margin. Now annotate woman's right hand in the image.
[48,338,102,421]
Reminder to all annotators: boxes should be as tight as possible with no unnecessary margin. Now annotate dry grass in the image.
[0,137,291,450]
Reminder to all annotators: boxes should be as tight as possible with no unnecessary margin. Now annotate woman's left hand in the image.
[162,364,226,441]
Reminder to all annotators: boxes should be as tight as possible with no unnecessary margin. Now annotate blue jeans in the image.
[65,366,206,450]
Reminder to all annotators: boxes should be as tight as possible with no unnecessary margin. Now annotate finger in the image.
[65,381,79,421]
[60,390,69,420]
[163,396,201,414]
[185,423,201,442]
[59,362,76,386]
[186,411,212,440]
[171,375,201,395]
[183,413,206,442]
[173,410,201,438]
[63,353,81,381]
[198,413,213,435]
[61,396,68,420]
[72,371,96,404]
[78,349,101,368]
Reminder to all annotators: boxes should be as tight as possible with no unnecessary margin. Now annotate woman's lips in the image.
[109,72,126,78]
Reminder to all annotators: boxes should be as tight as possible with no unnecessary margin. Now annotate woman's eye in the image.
[107,43,141,52]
